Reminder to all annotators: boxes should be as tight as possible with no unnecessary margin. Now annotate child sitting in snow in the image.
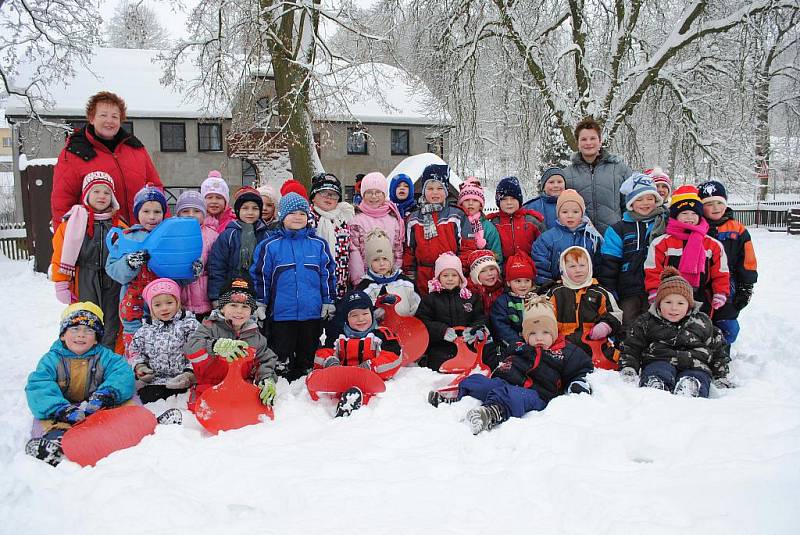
[127,278,200,403]
[184,277,279,412]
[487,176,545,261]
[355,228,420,317]
[313,290,403,417]
[490,253,537,351]
[415,252,488,371]
[619,267,731,397]
[175,190,219,321]
[429,296,593,435]
[25,302,135,465]
[523,167,566,230]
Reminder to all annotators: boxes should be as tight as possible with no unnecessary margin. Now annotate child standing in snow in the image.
[698,180,758,344]
[619,267,731,397]
[25,302,135,465]
[532,189,603,288]
[430,296,593,435]
[50,171,126,349]
[457,178,503,265]
[184,277,279,412]
[490,253,537,351]
[523,167,566,230]
[355,228,420,317]
[201,170,236,234]
[486,175,545,261]
[415,252,487,371]
[175,190,219,321]
[127,278,200,403]
[309,172,354,300]
[389,173,416,219]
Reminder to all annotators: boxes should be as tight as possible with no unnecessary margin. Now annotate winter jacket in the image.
[181,224,219,314]
[561,150,632,234]
[492,336,593,403]
[26,340,135,420]
[532,220,603,285]
[311,203,354,299]
[207,219,269,301]
[205,206,236,235]
[52,125,162,230]
[487,208,545,261]
[467,279,505,316]
[489,290,529,348]
[403,205,476,296]
[355,269,421,317]
[619,304,730,378]
[523,194,559,230]
[314,326,403,381]
[250,225,336,321]
[416,287,486,343]
[598,211,663,300]
[127,311,199,385]
[348,208,405,285]
[184,310,278,409]
[470,214,504,265]
[706,209,758,321]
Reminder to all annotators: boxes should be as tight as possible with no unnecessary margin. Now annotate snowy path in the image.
[0,229,798,535]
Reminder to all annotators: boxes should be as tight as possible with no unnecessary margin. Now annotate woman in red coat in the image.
[51,91,163,230]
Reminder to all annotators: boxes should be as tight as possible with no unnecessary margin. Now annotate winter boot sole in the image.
[25,438,65,466]
[156,408,183,425]
[335,387,363,418]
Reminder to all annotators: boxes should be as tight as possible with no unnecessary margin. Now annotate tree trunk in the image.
[754,72,771,201]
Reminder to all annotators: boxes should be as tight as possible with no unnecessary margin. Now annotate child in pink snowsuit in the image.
[201,170,236,233]
[175,190,219,320]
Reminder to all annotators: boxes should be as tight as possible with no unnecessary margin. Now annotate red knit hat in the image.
[82,171,120,212]
[504,253,535,281]
[280,178,309,200]
[467,249,500,285]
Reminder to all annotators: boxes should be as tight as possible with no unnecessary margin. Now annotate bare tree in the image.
[107,0,170,50]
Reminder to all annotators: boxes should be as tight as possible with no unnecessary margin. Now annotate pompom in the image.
[660,266,682,282]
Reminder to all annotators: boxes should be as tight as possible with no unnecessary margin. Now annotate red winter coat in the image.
[467,279,505,314]
[487,208,545,260]
[313,327,402,381]
[52,127,162,230]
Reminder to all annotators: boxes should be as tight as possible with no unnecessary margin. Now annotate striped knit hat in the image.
[458,178,485,208]
[669,185,704,219]
[81,171,120,212]
[60,302,104,338]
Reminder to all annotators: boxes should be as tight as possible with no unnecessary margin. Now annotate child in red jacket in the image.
[487,176,545,260]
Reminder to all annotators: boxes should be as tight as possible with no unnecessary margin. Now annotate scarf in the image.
[395,197,416,218]
[665,218,710,287]
[367,268,401,284]
[467,212,486,248]
[358,200,405,238]
[239,222,257,272]
[343,319,377,339]
[314,202,355,257]
[420,202,444,240]
[628,206,668,244]
[59,205,115,276]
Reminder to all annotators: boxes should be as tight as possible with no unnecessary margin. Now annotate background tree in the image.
[106,0,170,50]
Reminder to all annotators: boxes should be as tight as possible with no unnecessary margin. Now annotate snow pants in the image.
[458,374,546,418]
[641,361,712,398]
[137,385,189,404]
[714,319,740,345]
[269,319,322,382]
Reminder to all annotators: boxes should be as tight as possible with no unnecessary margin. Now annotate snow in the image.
[17,154,57,171]
[387,152,463,187]
[1,229,799,534]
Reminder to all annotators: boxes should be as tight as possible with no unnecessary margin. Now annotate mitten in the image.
[258,378,277,406]
[567,379,592,395]
[85,389,115,415]
[675,350,694,369]
[213,338,249,361]
[358,360,372,370]
[54,281,73,305]
[323,356,341,368]
[713,377,734,389]
[134,364,155,383]
[443,328,457,342]
[620,367,639,385]
[255,303,267,321]
[321,303,336,320]
[711,293,727,310]
[589,322,612,340]
[377,294,398,306]
[733,284,753,311]
[126,250,150,270]
[55,404,86,425]
[191,259,204,277]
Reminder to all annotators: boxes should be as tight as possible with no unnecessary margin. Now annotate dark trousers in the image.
[641,361,711,398]
[269,319,322,381]
[458,374,546,418]
[620,294,649,336]
[138,385,189,403]
[714,319,740,344]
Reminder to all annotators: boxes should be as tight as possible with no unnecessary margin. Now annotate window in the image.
[2,137,11,148]
[160,122,186,152]
[122,121,134,135]
[242,159,259,186]
[347,127,368,155]
[391,129,410,156]
[427,135,444,158]
[198,123,223,152]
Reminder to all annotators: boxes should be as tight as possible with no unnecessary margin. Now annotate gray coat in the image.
[562,150,632,234]
[128,310,199,384]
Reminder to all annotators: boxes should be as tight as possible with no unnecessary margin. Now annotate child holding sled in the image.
[175,190,219,321]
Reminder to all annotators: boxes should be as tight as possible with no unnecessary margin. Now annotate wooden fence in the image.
[729,201,800,231]
[0,222,29,260]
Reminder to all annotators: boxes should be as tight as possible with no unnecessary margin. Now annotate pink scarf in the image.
[666,218,709,287]
[59,205,114,276]
[358,200,405,238]
[467,212,486,248]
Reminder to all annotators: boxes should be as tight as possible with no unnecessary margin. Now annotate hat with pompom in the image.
[458,178,485,208]
[521,295,558,342]
[280,178,309,200]
[201,170,230,204]
[669,185,704,219]
[81,171,120,212]
[467,249,500,285]
[133,183,167,221]
[655,266,695,309]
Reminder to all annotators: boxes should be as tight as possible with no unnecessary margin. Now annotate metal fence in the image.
[0,222,29,260]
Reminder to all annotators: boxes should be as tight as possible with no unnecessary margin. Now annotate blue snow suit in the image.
[207,219,269,301]
[489,290,529,349]
[523,195,559,230]
[531,219,603,286]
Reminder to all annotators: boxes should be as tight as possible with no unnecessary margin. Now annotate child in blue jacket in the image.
[523,167,565,230]
[251,193,337,381]
[25,302,135,465]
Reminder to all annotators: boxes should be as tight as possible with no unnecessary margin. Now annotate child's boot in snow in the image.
[335,387,363,418]
[643,375,667,391]
[674,376,701,397]
[427,390,457,408]
[25,437,65,466]
[156,408,183,425]
[465,404,507,435]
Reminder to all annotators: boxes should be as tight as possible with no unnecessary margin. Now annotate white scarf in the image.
[313,202,355,253]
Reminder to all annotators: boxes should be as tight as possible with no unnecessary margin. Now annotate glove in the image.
[323,356,341,368]
[258,378,277,406]
[191,259,203,277]
[358,359,372,370]
[377,294,398,305]
[589,322,613,340]
[463,326,488,344]
[54,281,73,305]
[85,389,115,416]
[255,303,267,321]
[647,290,657,304]
[321,303,336,320]
[134,364,155,383]
[567,379,592,395]
[126,250,150,270]
[620,367,639,385]
[55,404,86,425]
[366,333,382,352]
[713,377,734,389]
[213,338,249,361]
[733,284,753,311]
[711,293,727,310]
[373,307,385,323]
[443,328,457,342]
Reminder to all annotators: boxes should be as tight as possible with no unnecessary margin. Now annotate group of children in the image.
[25,162,757,464]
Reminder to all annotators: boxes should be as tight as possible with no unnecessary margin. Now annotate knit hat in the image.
[280,178,309,200]
[504,253,535,281]
[467,249,500,285]
[655,266,695,309]
[429,251,468,295]
[175,190,207,217]
[278,192,311,222]
[389,174,414,202]
[669,185,704,219]
[257,184,279,204]
[81,171,120,212]
[59,301,104,338]
[233,186,264,218]
[340,290,374,318]
[360,172,389,197]
[556,188,585,215]
[218,277,257,311]
[646,167,672,194]
[521,295,558,342]
[309,173,342,202]
[495,176,523,205]
[621,173,662,210]
[559,246,593,288]
[698,180,728,207]
[539,167,565,191]
[201,170,230,204]
[420,164,450,190]
[133,183,168,220]
[364,228,393,266]
[142,278,181,310]
[458,178,485,208]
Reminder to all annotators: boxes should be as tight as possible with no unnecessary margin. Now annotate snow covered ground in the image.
[0,229,798,535]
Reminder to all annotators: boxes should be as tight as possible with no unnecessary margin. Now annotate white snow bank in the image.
[18,153,57,171]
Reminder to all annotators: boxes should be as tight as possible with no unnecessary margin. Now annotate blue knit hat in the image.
[698,180,728,206]
[496,176,523,205]
[340,290,374,317]
[539,167,565,191]
[278,192,311,222]
[175,190,207,217]
[133,183,168,220]
[420,164,450,189]
[621,173,662,210]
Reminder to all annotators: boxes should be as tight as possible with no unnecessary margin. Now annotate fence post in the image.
[788,209,800,236]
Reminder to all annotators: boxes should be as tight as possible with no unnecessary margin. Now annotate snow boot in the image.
[643,375,667,391]
[465,404,507,435]
[165,371,196,390]
[156,408,183,425]
[674,376,701,397]
[427,390,457,408]
[25,437,65,467]
[335,387,363,418]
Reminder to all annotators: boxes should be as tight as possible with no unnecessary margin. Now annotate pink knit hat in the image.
[81,171,120,212]
[257,184,279,203]
[428,252,471,298]
[361,172,389,197]
[142,278,181,309]
[200,170,230,204]
[458,177,485,208]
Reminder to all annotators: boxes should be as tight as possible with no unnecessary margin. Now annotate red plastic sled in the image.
[62,405,157,467]
[581,332,619,371]
[439,327,487,374]
[195,349,274,435]
[306,366,386,403]
[378,297,429,365]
